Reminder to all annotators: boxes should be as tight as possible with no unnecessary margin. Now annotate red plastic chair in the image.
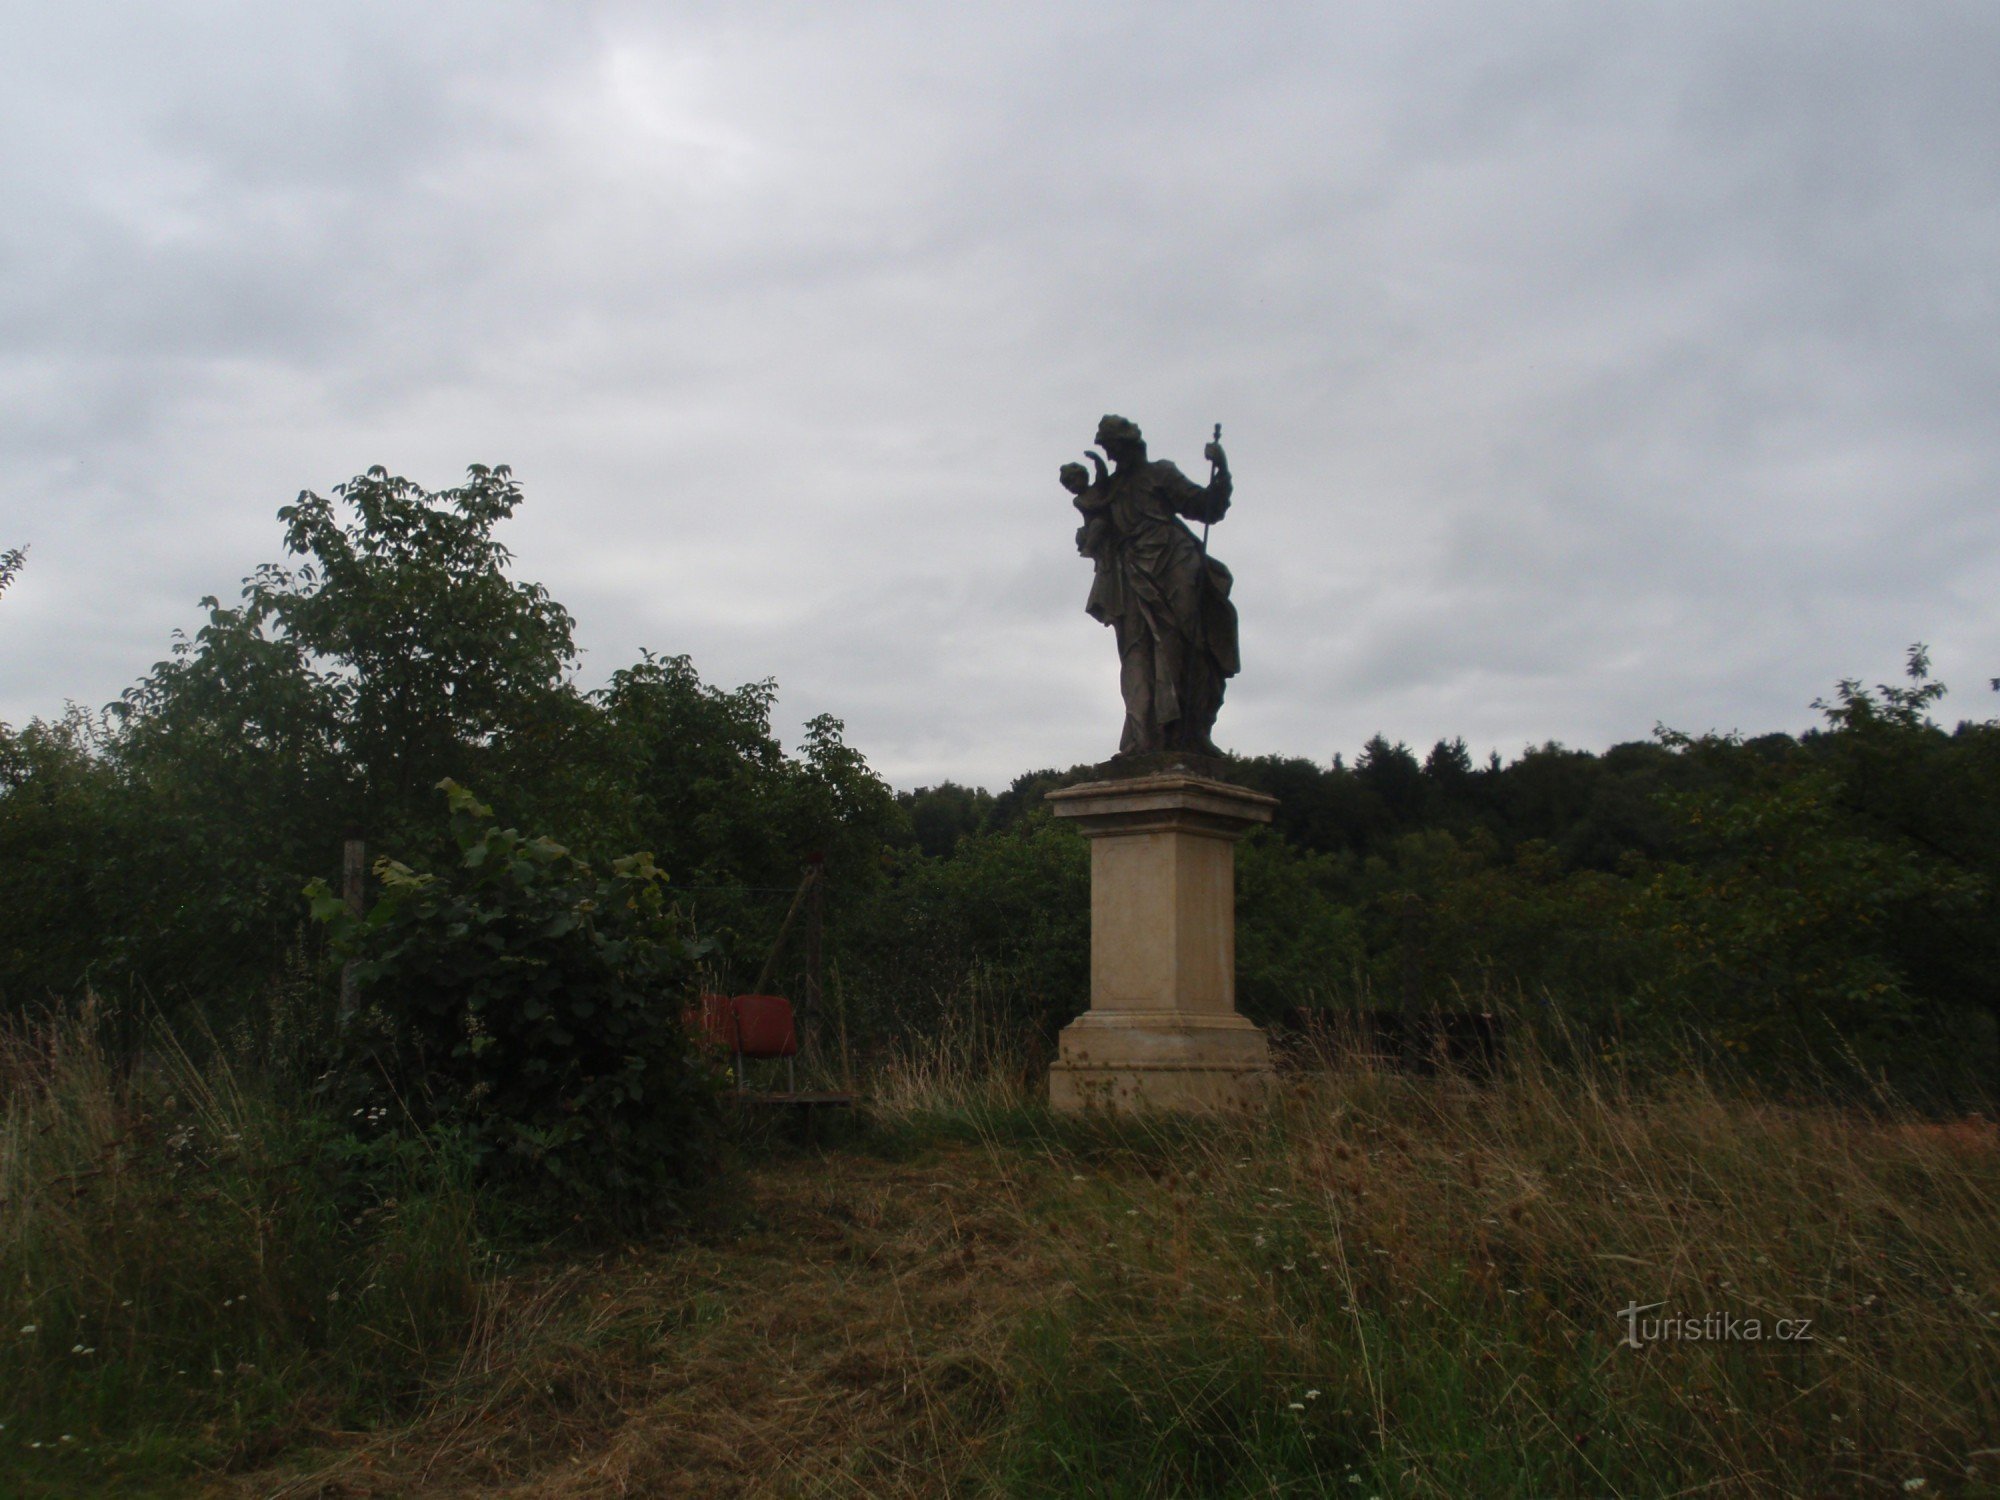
[731,994,798,1093]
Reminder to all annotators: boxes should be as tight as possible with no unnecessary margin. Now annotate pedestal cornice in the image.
[1046,774,1278,840]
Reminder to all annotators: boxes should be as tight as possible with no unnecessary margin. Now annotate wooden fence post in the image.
[803,854,825,1048]
[337,836,365,1025]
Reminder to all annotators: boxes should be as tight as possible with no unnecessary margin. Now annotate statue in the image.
[1061,414,1238,757]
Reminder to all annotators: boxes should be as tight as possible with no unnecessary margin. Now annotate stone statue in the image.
[1062,414,1238,756]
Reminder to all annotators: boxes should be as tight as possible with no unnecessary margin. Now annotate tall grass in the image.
[0,1003,486,1493]
[865,1034,2000,1496]
[6,996,1996,1496]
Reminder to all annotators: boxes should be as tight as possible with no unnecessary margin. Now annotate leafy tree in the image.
[0,710,141,1009]
[54,466,598,1012]
[1229,753,1378,855]
[107,596,351,1003]
[1233,830,1365,1020]
[251,465,583,838]
[900,781,996,857]
[1803,647,2000,1064]
[1634,724,1981,1077]
[1355,736,1426,827]
[847,813,1090,1047]
[586,652,904,988]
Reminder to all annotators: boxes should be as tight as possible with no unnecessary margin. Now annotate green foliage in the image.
[1612,652,1997,1080]
[899,781,996,857]
[0,544,25,600]
[582,651,905,987]
[257,465,582,832]
[3,437,1996,1098]
[0,711,140,1009]
[310,782,719,1221]
[1638,744,1951,1062]
[847,813,1090,1047]
[102,594,350,1008]
[2,466,600,1017]
[1232,830,1364,1021]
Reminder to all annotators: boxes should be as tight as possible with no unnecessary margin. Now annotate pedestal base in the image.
[1045,771,1279,1115]
[1049,1010,1275,1113]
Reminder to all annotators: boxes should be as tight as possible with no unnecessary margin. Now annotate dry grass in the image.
[11,1014,1996,1497]
[972,1060,2000,1496]
[232,1142,1054,1499]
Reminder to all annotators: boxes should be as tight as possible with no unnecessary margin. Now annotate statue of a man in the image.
[1061,414,1238,756]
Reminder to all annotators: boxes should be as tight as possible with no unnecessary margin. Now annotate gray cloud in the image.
[4,1,1997,791]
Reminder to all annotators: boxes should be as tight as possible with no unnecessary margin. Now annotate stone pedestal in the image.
[1046,772,1279,1112]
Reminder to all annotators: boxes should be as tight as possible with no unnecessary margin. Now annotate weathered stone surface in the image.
[1062,415,1237,757]
[1047,773,1277,1113]
[1048,1011,1275,1112]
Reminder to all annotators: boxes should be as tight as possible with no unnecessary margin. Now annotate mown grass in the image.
[4,1009,1997,1497]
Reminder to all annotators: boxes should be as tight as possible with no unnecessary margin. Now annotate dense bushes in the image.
[2,468,1997,1099]
[310,783,720,1221]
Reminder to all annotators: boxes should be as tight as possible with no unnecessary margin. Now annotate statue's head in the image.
[1095,414,1145,461]
[1058,461,1090,496]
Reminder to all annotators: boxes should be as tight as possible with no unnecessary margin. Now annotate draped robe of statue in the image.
[1072,449,1239,756]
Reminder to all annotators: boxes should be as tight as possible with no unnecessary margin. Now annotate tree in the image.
[251,466,583,838]
[73,466,593,1012]
[578,651,904,990]
[900,782,995,857]
[1355,735,1426,830]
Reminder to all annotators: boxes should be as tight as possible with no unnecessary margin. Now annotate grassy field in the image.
[4,1017,1998,1497]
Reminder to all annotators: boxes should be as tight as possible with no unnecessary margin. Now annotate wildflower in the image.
[59,1434,73,1444]
[1904,1481,1927,1494]
[1288,1401,1305,1410]
[71,1344,85,1354]
[1305,1389,1321,1400]
[328,1289,340,1302]
[18,1325,34,1335]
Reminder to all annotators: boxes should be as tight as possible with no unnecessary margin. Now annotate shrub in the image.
[310,783,719,1223]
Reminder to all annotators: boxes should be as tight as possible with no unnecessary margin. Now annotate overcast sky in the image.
[4,1,1997,790]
